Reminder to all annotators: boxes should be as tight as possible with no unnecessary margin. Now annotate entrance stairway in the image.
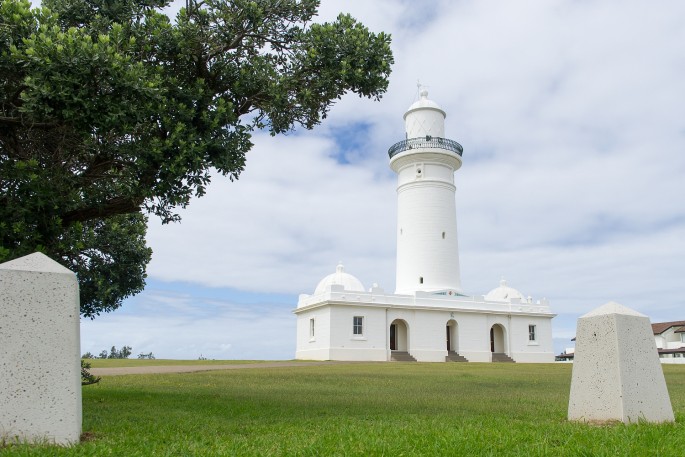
[445,351,469,362]
[492,353,515,363]
[391,351,417,362]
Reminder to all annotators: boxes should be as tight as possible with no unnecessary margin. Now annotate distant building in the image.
[559,320,685,364]
[654,321,685,364]
[555,347,575,362]
[294,91,555,363]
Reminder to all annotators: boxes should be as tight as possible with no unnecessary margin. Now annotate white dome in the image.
[314,263,365,294]
[484,279,525,302]
[404,89,446,119]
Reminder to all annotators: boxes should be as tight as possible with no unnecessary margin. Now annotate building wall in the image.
[659,355,685,364]
[456,313,489,361]
[295,307,332,360]
[509,315,555,363]
[655,327,685,364]
[389,308,443,361]
[655,335,665,349]
[295,302,555,363]
[655,328,685,350]
[328,306,388,361]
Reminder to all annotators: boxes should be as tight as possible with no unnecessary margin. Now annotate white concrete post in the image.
[568,302,674,423]
[0,252,82,445]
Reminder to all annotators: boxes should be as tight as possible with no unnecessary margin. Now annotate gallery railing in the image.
[388,136,463,159]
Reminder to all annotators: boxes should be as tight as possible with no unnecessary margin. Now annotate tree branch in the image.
[61,197,144,225]
[0,116,59,128]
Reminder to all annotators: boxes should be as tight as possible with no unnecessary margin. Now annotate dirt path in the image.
[89,361,350,376]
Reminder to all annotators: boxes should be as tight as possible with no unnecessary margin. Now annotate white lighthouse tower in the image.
[294,88,555,364]
[389,89,463,295]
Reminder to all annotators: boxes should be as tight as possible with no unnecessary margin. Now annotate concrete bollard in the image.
[0,252,82,445]
[568,301,674,423]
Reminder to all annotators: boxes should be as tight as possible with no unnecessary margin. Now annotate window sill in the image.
[528,341,539,346]
[351,337,367,341]
[309,338,316,343]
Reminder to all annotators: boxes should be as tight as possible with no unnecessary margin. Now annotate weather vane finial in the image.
[416,80,429,100]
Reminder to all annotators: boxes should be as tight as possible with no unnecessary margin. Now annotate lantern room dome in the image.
[404,89,446,119]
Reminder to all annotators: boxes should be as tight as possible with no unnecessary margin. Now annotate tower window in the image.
[310,318,315,338]
[528,325,537,342]
[419,277,424,284]
[442,231,446,239]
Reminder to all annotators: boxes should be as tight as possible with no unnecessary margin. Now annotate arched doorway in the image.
[446,319,458,352]
[390,319,409,351]
[490,324,506,353]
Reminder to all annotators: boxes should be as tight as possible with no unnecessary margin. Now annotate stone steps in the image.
[492,352,515,363]
[445,351,469,362]
[391,351,417,362]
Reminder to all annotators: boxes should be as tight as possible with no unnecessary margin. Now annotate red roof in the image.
[652,321,685,335]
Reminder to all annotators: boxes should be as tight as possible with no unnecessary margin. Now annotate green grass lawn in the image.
[3,363,685,456]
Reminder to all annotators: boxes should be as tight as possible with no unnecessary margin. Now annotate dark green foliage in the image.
[0,0,393,317]
[137,352,155,359]
[89,345,136,359]
[106,345,132,358]
[80,359,100,385]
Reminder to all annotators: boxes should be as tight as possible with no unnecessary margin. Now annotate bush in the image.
[81,360,100,386]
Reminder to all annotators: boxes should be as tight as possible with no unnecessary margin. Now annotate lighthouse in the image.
[294,88,555,364]
[389,89,463,295]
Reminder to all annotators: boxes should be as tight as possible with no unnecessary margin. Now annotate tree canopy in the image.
[0,0,393,317]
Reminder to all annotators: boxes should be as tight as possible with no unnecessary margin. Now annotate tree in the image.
[0,0,393,317]
[108,345,132,358]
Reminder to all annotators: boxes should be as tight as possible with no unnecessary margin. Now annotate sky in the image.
[81,0,685,360]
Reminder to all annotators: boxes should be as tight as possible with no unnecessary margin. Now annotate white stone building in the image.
[294,91,555,363]
[653,321,685,364]
[563,320,685,364]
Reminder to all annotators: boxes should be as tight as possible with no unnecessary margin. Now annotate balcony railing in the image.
[388,136,463,159]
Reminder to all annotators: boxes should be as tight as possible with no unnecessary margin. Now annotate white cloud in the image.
[85,0,685,357]
[81,284,295,360]
[145,132,398,294]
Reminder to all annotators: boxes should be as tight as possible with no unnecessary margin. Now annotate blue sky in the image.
[82,0,685,359]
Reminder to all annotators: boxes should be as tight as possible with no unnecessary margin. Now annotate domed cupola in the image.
[314,263,365,294]
[485,279,526,302]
